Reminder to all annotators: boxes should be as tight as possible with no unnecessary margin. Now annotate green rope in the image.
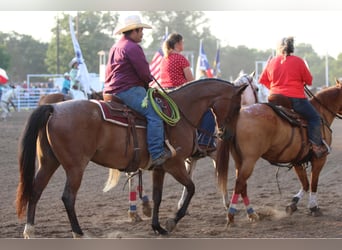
[141,88,180,126]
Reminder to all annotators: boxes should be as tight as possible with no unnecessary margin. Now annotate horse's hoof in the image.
[165,218,177,232]
[285,203,297,215]
[72,232,84,238]
[309,206,323,217]
[152,224,168,235]
[142,201,152,218]
[23,224,35,239]
[226,213,235,228]
[226,220,235,228]
[248,212,259,222]
[128,211,143,222]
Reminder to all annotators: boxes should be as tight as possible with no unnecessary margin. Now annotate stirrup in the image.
[321,139,331,154]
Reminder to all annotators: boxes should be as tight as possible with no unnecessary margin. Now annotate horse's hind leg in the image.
[286,165,309,215]
[61,168,86,238]
[24,159,59,238]
[228,159,258,226]
[127,174,142,222]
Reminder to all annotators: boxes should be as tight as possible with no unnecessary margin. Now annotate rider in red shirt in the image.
[259,36,330,158]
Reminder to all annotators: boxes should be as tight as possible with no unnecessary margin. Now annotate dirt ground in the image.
[0,110,341,239]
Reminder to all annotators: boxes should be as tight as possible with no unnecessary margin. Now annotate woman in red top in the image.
[160,33,216,152]
[160,33,194,88]
[259,36,330,158]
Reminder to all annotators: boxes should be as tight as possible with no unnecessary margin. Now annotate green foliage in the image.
[0,43,10,69]
[0,31,47,82]
[45,11,119,75]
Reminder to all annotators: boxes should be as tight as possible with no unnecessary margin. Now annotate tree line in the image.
[1,11,342,87]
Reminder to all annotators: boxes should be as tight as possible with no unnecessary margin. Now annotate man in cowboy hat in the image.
[103,14,173,169]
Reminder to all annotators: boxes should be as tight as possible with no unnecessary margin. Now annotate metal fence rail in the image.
[10,88,60,111]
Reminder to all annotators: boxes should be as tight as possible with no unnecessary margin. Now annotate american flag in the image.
[149,47,164,83]
[149,28,168,88]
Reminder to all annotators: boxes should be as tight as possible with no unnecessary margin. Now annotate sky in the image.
[0,11,342,58]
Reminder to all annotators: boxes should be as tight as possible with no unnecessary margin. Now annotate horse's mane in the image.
[166,78,234,93]
[312,85,340,103]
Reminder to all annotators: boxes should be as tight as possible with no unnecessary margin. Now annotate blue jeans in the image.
[116,86,165,160]
[61,88,69,95]
[198,110,216,146]
[290,97,322,145]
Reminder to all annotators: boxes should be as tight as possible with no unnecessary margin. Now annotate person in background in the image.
[103,14,173,169]
[259,36,330,158]
[160,33,194,89]
[61,72,71,95]
[160,33,216,152]
[0,84,16,121]
[69,58,81,91]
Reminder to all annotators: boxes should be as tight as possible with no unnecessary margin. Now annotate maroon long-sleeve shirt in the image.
[104,36,152,94]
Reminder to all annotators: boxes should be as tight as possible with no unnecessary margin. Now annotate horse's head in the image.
[334,80,342,116]
[233,71,258,91]
[313,81,342,122]
[213,83,248,140]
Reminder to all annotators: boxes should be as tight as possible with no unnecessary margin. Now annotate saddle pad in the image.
[90,99,146,128]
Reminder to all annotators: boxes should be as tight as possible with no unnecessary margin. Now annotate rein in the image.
[305,85,342,120]
[247,76,259,103]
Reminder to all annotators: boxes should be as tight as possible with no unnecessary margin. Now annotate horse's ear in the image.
[335,78,340,86]
[250,71,256,77]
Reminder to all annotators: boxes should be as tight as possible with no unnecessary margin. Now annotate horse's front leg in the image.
[151,168,168,235]
[286,165,309,215]
[307,160,326,216]
[165,163,195,233]
[177,157,197,210]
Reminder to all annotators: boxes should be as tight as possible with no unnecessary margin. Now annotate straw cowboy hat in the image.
[114,15,152,35]
[68,57,78,68]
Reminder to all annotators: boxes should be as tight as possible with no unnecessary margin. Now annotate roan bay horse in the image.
[16,78,248,238]
[233,71,260,106]
[216,82,342,226]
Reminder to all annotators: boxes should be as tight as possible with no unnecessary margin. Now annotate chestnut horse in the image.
[216,82,342,226]
[177,72,263,211]
[38,91,152,222]
[16,78,247,238]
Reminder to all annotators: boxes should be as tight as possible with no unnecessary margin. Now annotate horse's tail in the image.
[103,169,121,192]
[16,105,54,219]
[215,139,230,196]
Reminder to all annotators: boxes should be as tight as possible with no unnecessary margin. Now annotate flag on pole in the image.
[0,68,9,85]
[195,40,213,79]
[149,47,164,83]
[149,28,168,87]
[69,15,91,94]
[213,42,221,78]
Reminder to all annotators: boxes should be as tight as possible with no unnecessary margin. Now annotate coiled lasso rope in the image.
[141,88,180,126]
